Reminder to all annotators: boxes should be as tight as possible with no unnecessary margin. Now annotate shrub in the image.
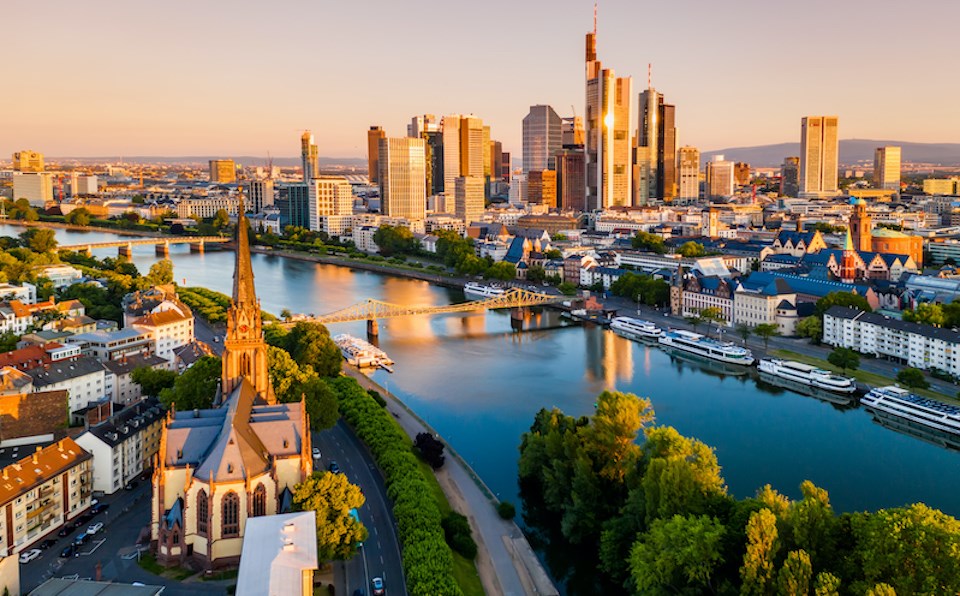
[441,511,478,559]
[497,501,516,520]
[367,389,386,407]
[414,432,446,469]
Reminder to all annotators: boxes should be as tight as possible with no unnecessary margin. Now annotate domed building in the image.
[871,227,923,267]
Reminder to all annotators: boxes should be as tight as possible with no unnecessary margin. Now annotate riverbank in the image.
[11,218,179,239]
[341,365,558,596]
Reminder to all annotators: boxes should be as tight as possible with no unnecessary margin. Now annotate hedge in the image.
[329,377,463,596]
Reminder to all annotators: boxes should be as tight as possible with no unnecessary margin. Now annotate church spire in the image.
[232,188,256,306]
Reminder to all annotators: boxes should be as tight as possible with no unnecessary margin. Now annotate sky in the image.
[4,0,959,160]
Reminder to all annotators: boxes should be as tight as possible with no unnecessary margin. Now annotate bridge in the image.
[58,236,230,257]
[288,287,564,335]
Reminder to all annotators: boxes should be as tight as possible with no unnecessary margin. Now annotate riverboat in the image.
[658,329,754,366]
[757,359,857,394]
[333,334,395,371]
[861,386,960,438]
[463,282,507,299]
[757,371,857,408]
[610,316,663,340]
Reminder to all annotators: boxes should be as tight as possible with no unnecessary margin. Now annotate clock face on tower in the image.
[239,324,249,333]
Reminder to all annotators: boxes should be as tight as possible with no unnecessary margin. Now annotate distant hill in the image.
[702,140,960,168]
[48,156,367,168]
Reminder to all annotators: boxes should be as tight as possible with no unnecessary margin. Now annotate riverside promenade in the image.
[341,365,558,596]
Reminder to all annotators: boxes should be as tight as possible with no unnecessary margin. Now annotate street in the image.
[313,421,406,596]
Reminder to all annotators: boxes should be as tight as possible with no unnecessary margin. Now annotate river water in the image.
[9,223,960,517]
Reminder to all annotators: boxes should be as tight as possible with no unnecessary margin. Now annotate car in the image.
[87,522,104,535]
[39,539,56,550]
[91,503,110,515]
[74,532,89,546]
[371,577,385,596]
[59,544,77,558]
[328,461,341,474]
[124,480,138,490]
[19,549,41,564]
[353,590,366,596]
[312,447,321,459]
[58,522,78,537]
[77,512,94,523]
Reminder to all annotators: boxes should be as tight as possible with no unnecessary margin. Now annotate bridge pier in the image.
[118,243,133,259]
[155,241,170,257]
[189,240,205,254]
[366,319,379,338]
[510,307,525,331]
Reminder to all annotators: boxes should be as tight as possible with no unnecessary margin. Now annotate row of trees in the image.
[609,272,670,306]
[518,391,960,594]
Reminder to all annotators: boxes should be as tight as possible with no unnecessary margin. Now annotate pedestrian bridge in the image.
[58,236,229,256]
[288,287,563,333]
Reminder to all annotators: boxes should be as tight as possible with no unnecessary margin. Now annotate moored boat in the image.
[861,386,960,438]
[658,329,754,366]
[610,316,663,340]
[333,334,395,371]
[463,282,507,299]
[758,358,857,394]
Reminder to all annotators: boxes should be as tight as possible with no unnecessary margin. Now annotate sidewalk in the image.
[342,366,558,596]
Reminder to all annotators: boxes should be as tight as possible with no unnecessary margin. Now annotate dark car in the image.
[59,544,76,558]
[91,503,110,514]
[124,480,138,490]
[353,590,366,596]
[77,512,94,524]
[39,539,56,550]
[328,461,341,474]
[73,532,89,546]
[58,522,78,537]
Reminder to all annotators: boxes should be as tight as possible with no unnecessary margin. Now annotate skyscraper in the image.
[522,105,563,174]
[408,114,439,138]
[379,137,427,221]
[561,116,585,148]
[459,115,485,179]
[705,155,735,200]
[454,176,485,225]
[677,146,700,204]
[367,126,386,184]
[209,160,236,184]
[734,163,751,187]
[585,19,632,210]
[248,179,275,213]
[556,150,586,211]
[12,150,44,172]
[799,116,839,198]
[780,157,800,197]
[636,86,677,202]
[301,131,318,183]
[308,176,354,235]
[441,115,461,197]
[490,140,504,182]
[527,170,558,208]
[873,146,901,191]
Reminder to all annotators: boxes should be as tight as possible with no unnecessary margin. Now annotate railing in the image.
[58,236,230,250]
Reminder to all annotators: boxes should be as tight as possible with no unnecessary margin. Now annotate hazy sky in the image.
[4,0,959,159]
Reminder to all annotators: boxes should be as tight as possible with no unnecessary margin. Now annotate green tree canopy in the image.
[373,224,416,257]
[65,207,92,226]
[754,323,780,349]
[827,347,860,374]
[815,291,872,316]
[632,231,666,254]
[629,514,726,594]
[293,471,368,561]
[895,367,930,390]
[526,264,546,283]
[677,241,706,258]
[778,549,813,596]
[130,367,177,397]
[796,316,823,342]
[486,261,516,281]
[212,209,230,229]
[609,272,671,306]
[740,508,780,596]
[19,228,58,253]
[158,356,221,410]
[284,322,342,377]
[902,302,945,327]
[145,259,174,286]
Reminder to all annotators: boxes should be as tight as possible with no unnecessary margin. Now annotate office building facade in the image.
[209,160,236,184]
[705,155,735,199]
[248,179,275,213]
[301,131,318,183]
[799,116,839,198]
[12,150,44,173]
[308,176,353,234]
[522,105,563,174]
[454,176,485,225]
[636,87,677,203]
[873,146,901,191]
[556,150,586,211]
[12,172,53,207]
[780,157,800,197]
[677,146,701,204]
[379,137,427,221]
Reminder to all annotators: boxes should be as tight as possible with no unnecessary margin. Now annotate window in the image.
[222,491,239,537]
[173,531,179,545]
[252,484,266,517]
[197,490,208,535]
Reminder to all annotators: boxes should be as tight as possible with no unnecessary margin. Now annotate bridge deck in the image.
[58,236,230,250]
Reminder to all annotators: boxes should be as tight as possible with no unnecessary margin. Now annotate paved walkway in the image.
[342,366,558,596]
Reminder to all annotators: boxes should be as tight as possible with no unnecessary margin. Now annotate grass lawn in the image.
[137,553,196,581]
[773,349,960,405]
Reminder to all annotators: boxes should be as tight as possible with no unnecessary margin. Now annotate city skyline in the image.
[4,0,959,158]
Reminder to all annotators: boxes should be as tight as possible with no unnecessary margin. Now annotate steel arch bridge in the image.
[288,287,563,326]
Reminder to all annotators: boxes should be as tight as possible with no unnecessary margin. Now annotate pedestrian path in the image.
[342,366,558,596]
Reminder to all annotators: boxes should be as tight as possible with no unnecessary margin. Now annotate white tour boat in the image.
[333,334,395,371]
[463,282,507,300]
[658,329,755,366]
[861,386,960,438]
[757,359,857,394]
[610,316,663,340]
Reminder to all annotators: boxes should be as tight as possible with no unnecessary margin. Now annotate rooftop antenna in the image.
[593,2,597,35]
[648,63,652,88]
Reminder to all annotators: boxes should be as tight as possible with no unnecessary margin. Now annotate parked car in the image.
[19,549,41,564]
[91,503,110,515]
[312,447,321,459]
[58,522,78,537]
[124,480,138,491]
[87,522,104,535]
[328,461,341,474]
[353,590,366,596]
[59,544,77,558]
[74,533,89,546]
[371,577,385,596]
[39,539,56,550]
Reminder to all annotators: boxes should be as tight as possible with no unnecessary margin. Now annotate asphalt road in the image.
[194,317,224,356]
[313,421,406,596]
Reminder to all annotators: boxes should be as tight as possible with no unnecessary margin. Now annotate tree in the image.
[640,426,726,522]
[131,367,177,397]
[628,514,726,594]
[544,249,562,260]
[19,228,57,253]
[685,312,706,333]
[632,231,666,254]
[373,225,416,257]
[0,332,18,353]
[65,207,92,226]
[267,346,316,402]
[786,481,837,567]
[740,508,780,596]
[212,209,230,229]
[796,316,823,343]
[526,264,547,283]
[754,323,780,350]
[902,303,945,327]
[865,585,897,596]
[145,259,174,286]
[736,323,752,344]
[280,308,292,321]
[815,292,871,317]
[415,432,446,469]
[677,241,706,258]
[813,572,842,596]
[699,306,725,327]
[581,391,653,484]
[441,511,477,559]
[285,322,342,377]
[301,376,340,430]
[558,282,577,296]
[896,367,930,390]
[778,550,813,596]
[486,261,516,281]
[158,356,221,410]
[827,347,860,374]
[293,471,368,561]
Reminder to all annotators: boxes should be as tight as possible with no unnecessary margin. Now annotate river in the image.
[8,223,960,517]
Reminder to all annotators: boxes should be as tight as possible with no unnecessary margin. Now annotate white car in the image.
[87,522,104,535]
[312,447,321,459]
[19,549,41,564]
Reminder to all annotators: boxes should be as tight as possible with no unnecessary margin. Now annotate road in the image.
[18,481,225,595]
[313,421,406,596]
[194,317,224,356]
